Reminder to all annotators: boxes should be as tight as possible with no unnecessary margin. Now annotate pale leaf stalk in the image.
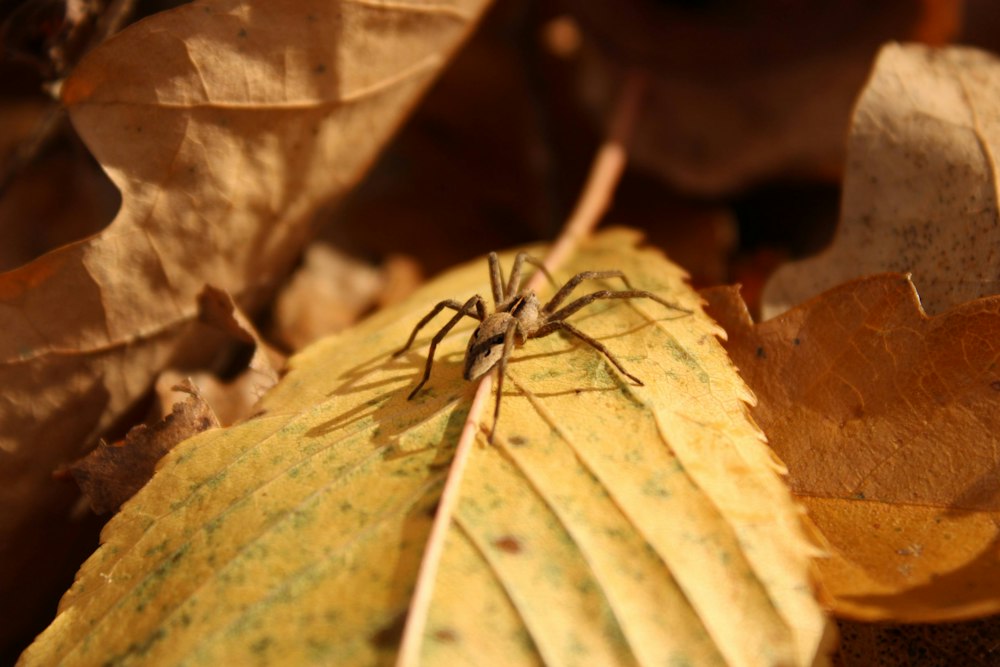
[533,70,647,286]
[394,69,647,667]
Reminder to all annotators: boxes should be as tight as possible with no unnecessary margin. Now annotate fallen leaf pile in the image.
[0,0,489,649]
[19,232,828,666]
[4,0,1000,663]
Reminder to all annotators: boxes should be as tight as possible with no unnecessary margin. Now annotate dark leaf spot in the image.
[433,628,459,643]
[493,535,522,554]
[509,435,527,446]
[756,346,766,359]
[990,380,1000,392]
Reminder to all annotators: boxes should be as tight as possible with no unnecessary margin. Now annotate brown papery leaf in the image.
[69,380,220,514]
[764,43,1000,317]
[151,285,284,427]
[0,0,489,631]
[270,244,421,351]
[704,276,1000,622]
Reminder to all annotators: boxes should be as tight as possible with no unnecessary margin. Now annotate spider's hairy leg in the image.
[542,270,635,315]
[531,320,644,385]
[488,252,505,307]
[489,318,521,443]
[547,289,692,323]
[393,297,486,358]
[506,252,557,297]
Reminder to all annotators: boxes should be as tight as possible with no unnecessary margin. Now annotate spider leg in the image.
[488,252,505,306]
[489,318,521,443]
[531,320,643,385]
[506,252,557,297]
[542,271,635,314]
[393,297,486,358]
[400,296,486,400]
[547,289,692,323]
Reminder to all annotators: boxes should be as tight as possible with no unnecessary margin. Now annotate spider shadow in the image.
[304,344,474,450]
[302,310,675,444]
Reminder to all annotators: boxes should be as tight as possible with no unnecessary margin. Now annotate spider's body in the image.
[394,252,690,441]
[464,290,540,381]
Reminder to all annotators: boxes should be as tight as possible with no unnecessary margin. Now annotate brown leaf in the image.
[197,285,282,386]
[704,276,1000,621]
[566,1,960,194]
[152,285,285,426]
[69,380,220,514]
[764,43,1000,318]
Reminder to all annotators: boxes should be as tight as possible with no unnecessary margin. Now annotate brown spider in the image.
[394,252,692,441]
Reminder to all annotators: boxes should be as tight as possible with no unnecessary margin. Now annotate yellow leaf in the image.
[20,229,828,666]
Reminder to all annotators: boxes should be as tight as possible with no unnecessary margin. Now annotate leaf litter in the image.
[0,0,491,637]
[19,230,829,666]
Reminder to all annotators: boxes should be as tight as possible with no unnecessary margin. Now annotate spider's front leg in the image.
[490,318,522,443]
[394,297,486,357]
[396,295,486,400]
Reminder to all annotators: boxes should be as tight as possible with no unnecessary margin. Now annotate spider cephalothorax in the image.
[394,252,691,441]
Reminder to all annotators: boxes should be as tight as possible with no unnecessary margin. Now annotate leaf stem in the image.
[395,374,493,666]
[531,69,647,288]
[394,68,647,667]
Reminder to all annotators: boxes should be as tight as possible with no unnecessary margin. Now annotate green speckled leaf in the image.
[21,229,828,666]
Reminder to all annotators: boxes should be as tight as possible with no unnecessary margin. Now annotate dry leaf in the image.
[566,2,959,194]
[764,43,1000,318]
[151,285,285,426]
[704,276,1000,622]
[20,230,828,666]
[272,244,421,351]
[196,285,283,390]
[69,380,220,514]
[0,0,490,633]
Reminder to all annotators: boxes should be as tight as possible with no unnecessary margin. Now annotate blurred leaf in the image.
[271,244,421,351]
[0,0,490,640]
[567,1,960,195]
[764,43,1000,318]
[705,276,1000,621]
[21,230,828,666]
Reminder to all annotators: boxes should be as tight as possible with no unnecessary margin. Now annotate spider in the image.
[394,251,692,441]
